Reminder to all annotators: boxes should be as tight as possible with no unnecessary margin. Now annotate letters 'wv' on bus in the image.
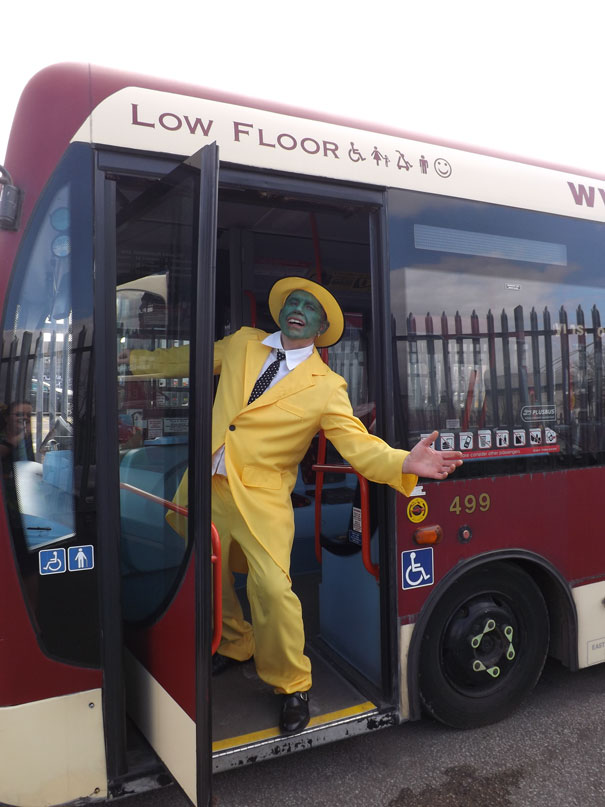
[2,62,605,806]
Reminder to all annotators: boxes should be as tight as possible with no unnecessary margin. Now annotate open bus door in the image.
[102,143,219,806]
[107,147,397,787]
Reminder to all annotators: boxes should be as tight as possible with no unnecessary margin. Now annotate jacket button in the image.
[229,424,236,431]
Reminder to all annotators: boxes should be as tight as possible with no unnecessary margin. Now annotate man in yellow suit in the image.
[130,276,462,734]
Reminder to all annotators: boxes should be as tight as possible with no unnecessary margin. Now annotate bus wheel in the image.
[418,562,549,729]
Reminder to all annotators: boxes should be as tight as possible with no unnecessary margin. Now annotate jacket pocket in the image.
[242,465,282,490]
[275,400,305,419]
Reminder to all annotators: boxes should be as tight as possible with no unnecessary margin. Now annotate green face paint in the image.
[278,290,328,343]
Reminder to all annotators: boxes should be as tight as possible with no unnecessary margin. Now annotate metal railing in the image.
[396,302,605,455]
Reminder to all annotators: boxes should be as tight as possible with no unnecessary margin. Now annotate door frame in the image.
[94,143,220,806]
[189,143,220,806]
[94,164,127,783]
[94,150,401,785]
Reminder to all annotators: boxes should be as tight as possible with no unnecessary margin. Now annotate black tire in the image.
[418,562,549,729]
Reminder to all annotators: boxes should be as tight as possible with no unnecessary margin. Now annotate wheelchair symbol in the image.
[39,547,66,575]
[402,548,434,590]
[44,551,62,571]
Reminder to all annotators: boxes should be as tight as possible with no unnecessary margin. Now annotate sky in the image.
[1,1,604,176]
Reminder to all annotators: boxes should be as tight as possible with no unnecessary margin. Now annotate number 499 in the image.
[449,493,491,514]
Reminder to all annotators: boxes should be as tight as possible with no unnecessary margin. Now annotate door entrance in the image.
[211,186,387,758]
[108,157,393,799]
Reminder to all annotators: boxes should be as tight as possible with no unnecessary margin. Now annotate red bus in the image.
[1,62,603,806]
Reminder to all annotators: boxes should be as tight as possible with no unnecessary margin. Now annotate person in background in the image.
[0,400,34,462]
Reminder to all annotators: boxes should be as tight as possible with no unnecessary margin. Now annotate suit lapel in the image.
[245,348,328,411]
[243,339,272,406]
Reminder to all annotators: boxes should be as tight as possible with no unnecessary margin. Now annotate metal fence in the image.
[0,325,91,457]
[396,302,605,455]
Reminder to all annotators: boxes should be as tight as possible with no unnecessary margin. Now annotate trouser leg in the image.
[212,476,255,662]
[243,533,312,694]
[211,475,312,694]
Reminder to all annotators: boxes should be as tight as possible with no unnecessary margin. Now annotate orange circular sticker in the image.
[407,497,428,523]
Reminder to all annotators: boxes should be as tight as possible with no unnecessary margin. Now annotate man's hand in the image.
[402,430,463,480]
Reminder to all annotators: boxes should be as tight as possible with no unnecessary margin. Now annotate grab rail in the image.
[311,463,379,582]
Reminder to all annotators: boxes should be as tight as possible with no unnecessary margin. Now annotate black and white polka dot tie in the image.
[248,350,286,404]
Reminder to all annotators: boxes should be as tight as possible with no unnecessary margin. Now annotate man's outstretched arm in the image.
[402,430,463,480]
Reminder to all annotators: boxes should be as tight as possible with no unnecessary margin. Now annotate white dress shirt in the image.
[212,332,315,476]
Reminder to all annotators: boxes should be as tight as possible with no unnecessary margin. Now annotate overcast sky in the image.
[1,1,603,176]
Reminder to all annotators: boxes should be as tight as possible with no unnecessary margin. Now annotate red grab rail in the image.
[119,481,188,514]
[311,462,379,582]
[209,523,222,654]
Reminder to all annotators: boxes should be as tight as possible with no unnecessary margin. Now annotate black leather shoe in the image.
[279,691,310,734]
[212,653,244,676]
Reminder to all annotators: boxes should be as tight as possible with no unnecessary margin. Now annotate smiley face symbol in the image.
[434,158,452,178]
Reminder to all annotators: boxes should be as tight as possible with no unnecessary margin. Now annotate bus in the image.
[1,62,604,807]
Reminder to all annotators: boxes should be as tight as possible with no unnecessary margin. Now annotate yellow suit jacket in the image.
[131,327,417,573]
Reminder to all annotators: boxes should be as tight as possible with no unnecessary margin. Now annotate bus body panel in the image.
[0,506,101,706]
[68,84,605,223]
[124,651,196,803]
[125,557,196,720]
[396,470,602,672]
[396,468,605,617]
[7,62,605,230]
[0,688,107,807]
[572,581,605,668]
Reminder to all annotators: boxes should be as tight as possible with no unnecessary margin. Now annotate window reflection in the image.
[389,190,605,468]
[115,172,196,623]
[1,144,98,664]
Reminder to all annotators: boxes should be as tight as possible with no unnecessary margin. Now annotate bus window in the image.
[389,190,605,474]
[116,172,196,623]
[0,143,98,664]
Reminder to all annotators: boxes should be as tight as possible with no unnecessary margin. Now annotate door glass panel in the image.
[116,170,197,622]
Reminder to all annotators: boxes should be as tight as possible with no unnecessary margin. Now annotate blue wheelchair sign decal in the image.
[402,547,434,590]
[39,548,66,575]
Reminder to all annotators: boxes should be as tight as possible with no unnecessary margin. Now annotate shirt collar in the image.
[263,331,315,370]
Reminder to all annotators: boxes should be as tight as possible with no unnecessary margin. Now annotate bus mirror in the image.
[0,165,22,230]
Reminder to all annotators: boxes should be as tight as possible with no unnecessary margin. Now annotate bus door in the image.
[103,144,219,806]
[109,158,396,780]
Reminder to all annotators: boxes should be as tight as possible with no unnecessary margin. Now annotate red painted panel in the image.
[0,502,101,706]
[125,558,196,720]
[397,467,605,616]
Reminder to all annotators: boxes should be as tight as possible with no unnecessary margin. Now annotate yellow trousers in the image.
[211,475,312,694]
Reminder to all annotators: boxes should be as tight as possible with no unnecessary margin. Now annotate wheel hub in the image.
[441,597,518,693]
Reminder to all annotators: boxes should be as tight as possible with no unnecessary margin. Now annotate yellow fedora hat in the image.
[268,276,344,347]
